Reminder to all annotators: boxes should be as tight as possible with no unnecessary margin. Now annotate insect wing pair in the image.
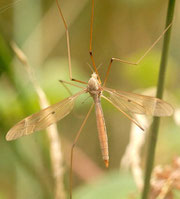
[6,86,173,141]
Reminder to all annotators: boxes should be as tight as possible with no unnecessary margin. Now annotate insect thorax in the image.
[87,73,102,97]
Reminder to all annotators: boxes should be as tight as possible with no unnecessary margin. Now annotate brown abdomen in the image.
[94,95,109,167]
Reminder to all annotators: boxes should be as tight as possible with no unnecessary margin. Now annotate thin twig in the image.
[141,1,176,199]
[11,42,66,199]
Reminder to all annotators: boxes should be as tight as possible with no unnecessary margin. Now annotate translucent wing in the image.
[6,90,86,141]
[102,95,145,131]
[103,87,174,116]
[103,87,174,130]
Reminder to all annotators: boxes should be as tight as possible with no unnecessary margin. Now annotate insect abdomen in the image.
[94,96,109,167]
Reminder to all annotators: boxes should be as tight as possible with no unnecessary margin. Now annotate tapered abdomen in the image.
[94,95,109,167]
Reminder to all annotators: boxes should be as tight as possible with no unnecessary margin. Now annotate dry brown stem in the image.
[12,42,66,199]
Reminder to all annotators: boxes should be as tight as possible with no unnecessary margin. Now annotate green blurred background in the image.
[0,0,179,198]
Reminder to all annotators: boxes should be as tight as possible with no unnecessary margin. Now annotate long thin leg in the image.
[103,22,172,87]
[59,80,86,90]
[70,104,94,199]
[56,0,87,85]
[59,80,74,96]
[59,80,88,119]
[89,0,101,83]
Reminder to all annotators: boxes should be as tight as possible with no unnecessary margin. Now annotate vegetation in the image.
[0,0,179,198]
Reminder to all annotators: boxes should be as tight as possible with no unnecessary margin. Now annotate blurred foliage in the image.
[0,0,179,198]
[74,171,138,199]
[0,33,13,78]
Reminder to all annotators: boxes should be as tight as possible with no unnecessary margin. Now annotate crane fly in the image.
[6,0,174,198]
[6,72,174,157]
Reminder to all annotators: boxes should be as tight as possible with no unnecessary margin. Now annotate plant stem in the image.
[141,0,176,199]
